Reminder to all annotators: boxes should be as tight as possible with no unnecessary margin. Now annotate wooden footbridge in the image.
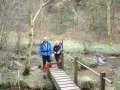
[49,68,80,90]
[46,51,113,90]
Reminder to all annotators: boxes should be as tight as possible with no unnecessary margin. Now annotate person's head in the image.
[43,37,48,43]
[55,41,60,46]
[59,41,62,45]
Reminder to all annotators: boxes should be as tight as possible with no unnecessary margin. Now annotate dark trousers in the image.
[55,54,61,62]
[42,56,51,65]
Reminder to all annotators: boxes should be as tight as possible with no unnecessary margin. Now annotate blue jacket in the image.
[39,41,53,56]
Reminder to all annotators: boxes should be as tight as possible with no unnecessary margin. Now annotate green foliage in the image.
[22,74,35,85]
[63,10,74,23]
[0,68,42,89]
[0,60,5,67]
[0,66,46,89]
[63,40,120,55]
[89,44,120,55]
[78,58,97,68]
[85,58,97,66]
[0,67,16,89]
[0,79,12,89]
[19,80,28,87]
[50,10,74,35]
[57,26,71,35]
[49,38,56,42]
[78,76,95,89]
[21,70,45,89]
[63,40,83,53]
[115,72,120,90]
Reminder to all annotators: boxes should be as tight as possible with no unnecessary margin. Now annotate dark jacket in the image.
[39,41,53,56]
[53,45,61,55]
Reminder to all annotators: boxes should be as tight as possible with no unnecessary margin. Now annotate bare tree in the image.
[0,0,9,50]
[23,0,51,75]
[106,0,112,46]
[15,30,21,55]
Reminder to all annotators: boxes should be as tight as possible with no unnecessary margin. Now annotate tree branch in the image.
[71,8,77,15]
[32,0,51,23]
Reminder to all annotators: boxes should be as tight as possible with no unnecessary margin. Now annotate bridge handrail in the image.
[63,52,74,60]
[62,52,113,84]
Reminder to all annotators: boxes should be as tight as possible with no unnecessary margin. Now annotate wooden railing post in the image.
[74,57,78,85]
[47,63,50,79]
[61,39,64,70]
[61,50,64,70]
[100,72,106,90]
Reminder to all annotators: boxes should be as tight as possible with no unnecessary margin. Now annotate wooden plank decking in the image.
[50,68,81,90]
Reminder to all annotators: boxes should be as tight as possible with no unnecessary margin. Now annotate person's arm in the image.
[49,44,53,55]
[60,44,63,51]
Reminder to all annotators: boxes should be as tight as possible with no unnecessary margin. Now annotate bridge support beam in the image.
[74,57,78,85]
[47,63,50,79]
[100,72,106,90]
[61,39,64,70]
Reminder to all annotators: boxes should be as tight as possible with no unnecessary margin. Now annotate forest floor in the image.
[0,45,120,90]
[79,55,120,90]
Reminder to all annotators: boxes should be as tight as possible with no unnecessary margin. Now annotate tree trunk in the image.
[23,0,33,75]
[16,31,21,55]
[0,24,7,50]
[57,8,60,33]
[106,0,112,46]
[23,0,50,75]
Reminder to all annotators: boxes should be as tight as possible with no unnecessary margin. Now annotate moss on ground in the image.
[115,72,120,90]
[62,40,120,55]
[0,66,54,90]
[0,79,12,89]
[78,76,95,89]
[78,58,97,68]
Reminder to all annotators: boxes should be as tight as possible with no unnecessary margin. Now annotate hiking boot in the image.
[43,64,46,72]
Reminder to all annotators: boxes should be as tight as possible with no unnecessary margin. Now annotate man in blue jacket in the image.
[39,37,53,72]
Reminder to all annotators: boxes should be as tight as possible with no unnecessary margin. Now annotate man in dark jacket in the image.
[53,41,62,68]
[39,37,53,72]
